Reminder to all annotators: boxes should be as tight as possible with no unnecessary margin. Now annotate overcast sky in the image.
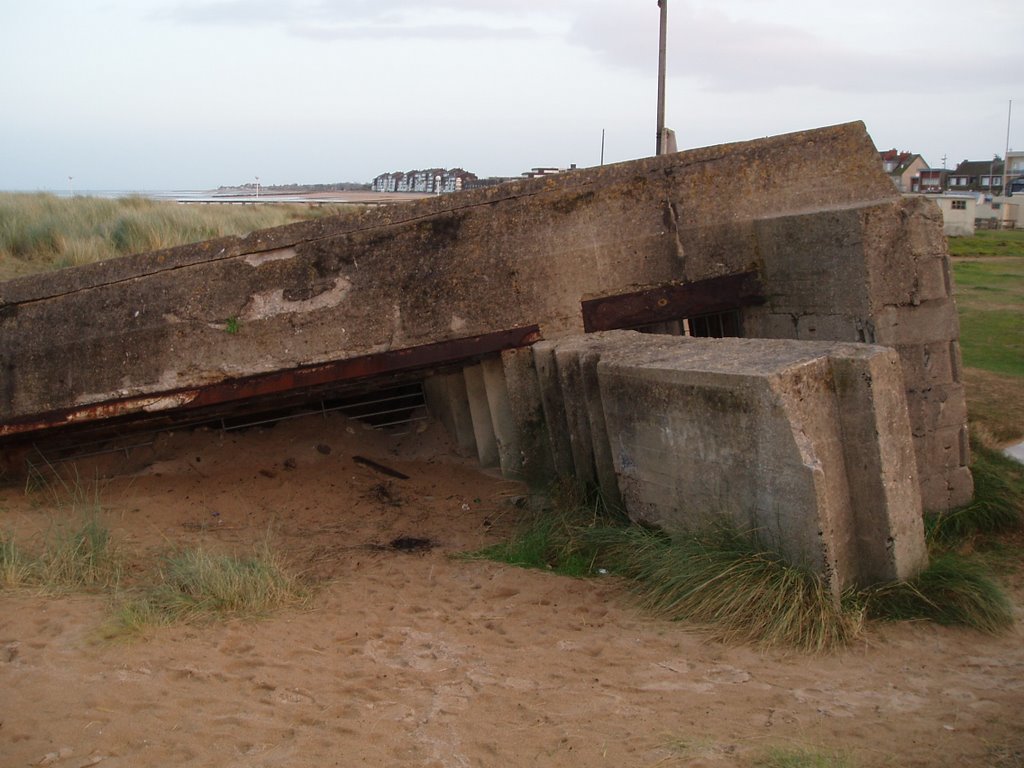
[1,0,1021,191]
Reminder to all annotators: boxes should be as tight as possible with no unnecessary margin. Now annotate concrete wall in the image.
[0,121,971,512]
[537,332,928,591]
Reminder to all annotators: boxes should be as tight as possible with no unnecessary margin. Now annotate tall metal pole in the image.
[656,0,667,155]
[1003,99,1013,196]
[601,128,606,166]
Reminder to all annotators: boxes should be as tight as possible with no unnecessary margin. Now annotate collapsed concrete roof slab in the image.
[0,121,970,513]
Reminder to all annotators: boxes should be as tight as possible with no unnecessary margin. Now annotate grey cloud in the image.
[154,0,571,38]
[290,22,540,41]
[570,4,1024,95]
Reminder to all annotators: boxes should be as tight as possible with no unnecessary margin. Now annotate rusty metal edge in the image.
[581,272,765,333]
[0,325,542,440]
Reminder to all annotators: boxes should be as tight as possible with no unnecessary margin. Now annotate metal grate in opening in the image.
[636,308,742,338]
[323,382,427,430]
[24,382,429,471]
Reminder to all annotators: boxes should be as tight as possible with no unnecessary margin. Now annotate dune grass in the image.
[859,552,1013,632]
[465,484,858,651]
[753,747,855,768]
[926,439,1024,545]
[0,192,337,280]
[468,439,1023,650]
[0,516,123,592]
[114,545,308,633]
[588,524,858,651]
[0,530,31,587]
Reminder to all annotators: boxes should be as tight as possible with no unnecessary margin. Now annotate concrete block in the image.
[947,465,975,508]
[795,314,865,342]
[548,333,626,510]
[830,349,927,581]
[906,384,969,438]
[463,364,499,468]
[481,356,522,479]
[861,197,951,307]
[914,256,952,304]
[893,342,956,391]
[554,343,598,487]
[422,371,477,458]
[873,300,961,346]
[922,425,969,472]
[500,347,554,485]
[532,341,574,477]
[755,209,870,317]
[920,465,974,514]
[949,340,964,384]
[593,333,928,588]
[741,309,798,340]
[598,342,847,588]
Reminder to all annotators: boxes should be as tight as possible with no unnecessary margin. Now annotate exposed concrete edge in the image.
[0,121,896,306]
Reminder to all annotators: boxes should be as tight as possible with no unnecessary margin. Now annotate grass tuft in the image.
[861,552,1013,633]
[754,746,854,768]
[0,517,122,592]
[116,545,307,631]
[463,481,626,577]
[1,530,31,587]
[35,517,123,591]
[587,524,858,652]
[470,434,1023,649]
[466,484,856,651]
[926,440,1024,545]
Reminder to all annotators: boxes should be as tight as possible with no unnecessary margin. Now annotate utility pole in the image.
[1003,99,1013,196]
[600,128,606,166]
[656,0,668,155]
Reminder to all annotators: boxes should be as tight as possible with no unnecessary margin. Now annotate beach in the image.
[1,414,1022,767]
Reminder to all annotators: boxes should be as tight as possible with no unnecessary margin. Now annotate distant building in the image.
[1005,150,1024,195]
[372,168,478,194]
[947,158,1005,193]
[521,164,578,180]
[917,168,948,193]
[879,149,928,192]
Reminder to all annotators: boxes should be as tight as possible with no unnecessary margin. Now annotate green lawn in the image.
[949,233,1024,443]
[953,257,1024,377]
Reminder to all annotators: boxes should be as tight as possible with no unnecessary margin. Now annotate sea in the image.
[24,189,370,204]
[44,189,221,202]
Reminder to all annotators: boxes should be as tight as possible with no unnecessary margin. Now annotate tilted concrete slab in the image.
[0,121,970,512]
[541,332,927,590]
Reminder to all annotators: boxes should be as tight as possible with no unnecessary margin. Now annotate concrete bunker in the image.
[0,122,972,585]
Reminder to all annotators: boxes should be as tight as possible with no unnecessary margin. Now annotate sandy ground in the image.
[1,413,1023,768]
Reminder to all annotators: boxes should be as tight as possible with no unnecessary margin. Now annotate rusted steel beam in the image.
[0,325,542,440]
[580,271,765,333]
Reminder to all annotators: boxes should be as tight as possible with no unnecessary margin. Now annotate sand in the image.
[1,413,1022,768]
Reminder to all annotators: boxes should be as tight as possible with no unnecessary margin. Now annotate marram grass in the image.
[468,449,1022,649]
[585,524,859,652]
[860,552,1013,633]
[464,485,858,651]
[0,517,123,592]
[0,192,335,280]
[925,439,1024,545]
[0,530,31,587]
[753,746,855,768]
[115,545,308,632]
